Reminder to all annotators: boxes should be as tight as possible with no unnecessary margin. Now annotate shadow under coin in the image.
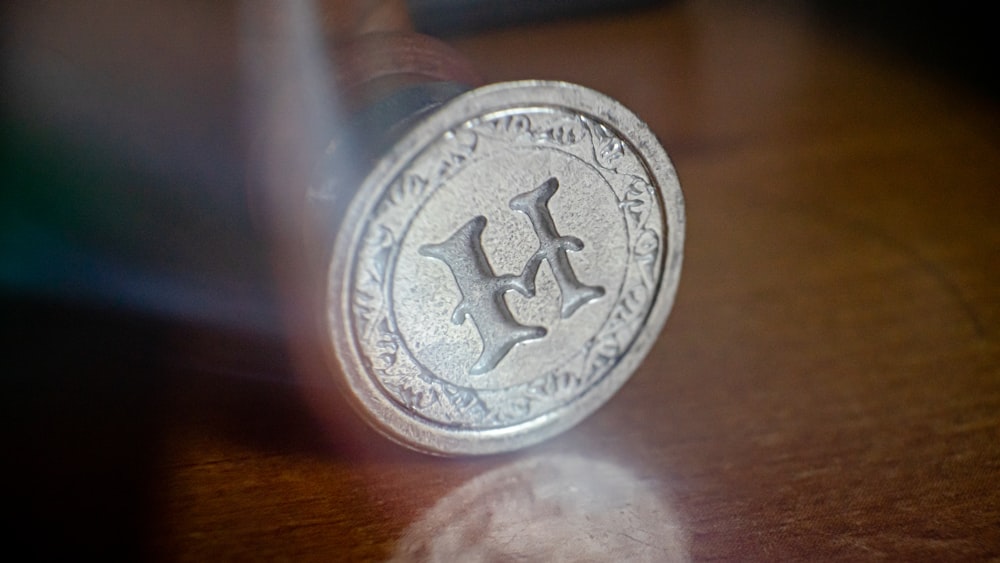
[391,454,689,562]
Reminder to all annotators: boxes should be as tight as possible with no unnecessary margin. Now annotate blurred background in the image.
[3,0,994,333]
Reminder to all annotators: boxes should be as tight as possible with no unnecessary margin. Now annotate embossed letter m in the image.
[420,177,604,375]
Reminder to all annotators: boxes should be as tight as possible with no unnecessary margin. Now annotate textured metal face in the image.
[326,81,684,455]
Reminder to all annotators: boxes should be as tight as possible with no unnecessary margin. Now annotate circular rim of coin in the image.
[326,80,684,455]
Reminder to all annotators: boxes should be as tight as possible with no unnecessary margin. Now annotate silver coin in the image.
[324,81,684,455]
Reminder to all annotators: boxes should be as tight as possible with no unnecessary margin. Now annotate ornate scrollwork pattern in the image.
[349,108,667,428]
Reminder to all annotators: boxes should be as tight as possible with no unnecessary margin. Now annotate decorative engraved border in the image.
[349,108,665,429]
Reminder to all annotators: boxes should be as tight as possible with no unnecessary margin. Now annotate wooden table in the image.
[7,1,998,560]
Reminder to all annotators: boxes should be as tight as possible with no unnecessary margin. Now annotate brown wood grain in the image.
[27,1,995,560]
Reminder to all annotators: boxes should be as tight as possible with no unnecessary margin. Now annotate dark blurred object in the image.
[812,0,997,97]
[410,0,997,97]
[4,295,166,559]
[0,2,279,333]
[409,0,668,36]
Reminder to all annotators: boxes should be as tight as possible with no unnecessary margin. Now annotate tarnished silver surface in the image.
[324,81,684,455]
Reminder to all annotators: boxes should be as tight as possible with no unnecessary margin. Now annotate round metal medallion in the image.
[326,81,684,455]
